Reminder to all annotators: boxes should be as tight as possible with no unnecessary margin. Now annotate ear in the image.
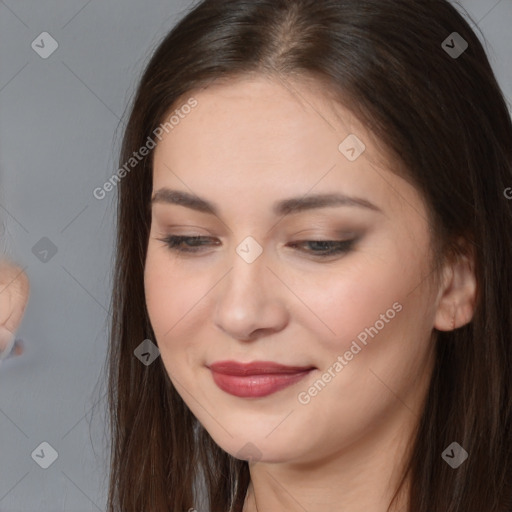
[434,240,477,331]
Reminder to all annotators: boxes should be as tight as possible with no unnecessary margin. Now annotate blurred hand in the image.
[0,260,29,359]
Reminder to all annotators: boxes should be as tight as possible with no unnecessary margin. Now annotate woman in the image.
[106,0,512,510]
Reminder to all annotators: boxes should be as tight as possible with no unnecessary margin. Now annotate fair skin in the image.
[0,259,29,358]
[144,75,476,512]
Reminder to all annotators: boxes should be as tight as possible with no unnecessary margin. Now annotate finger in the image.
[0,261,30,335]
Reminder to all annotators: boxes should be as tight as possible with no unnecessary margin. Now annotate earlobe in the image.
[433,243,477,332]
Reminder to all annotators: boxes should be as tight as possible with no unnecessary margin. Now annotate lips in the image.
[208,360,315,398]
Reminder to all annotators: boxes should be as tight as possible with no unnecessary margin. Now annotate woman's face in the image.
[144,75,441,464]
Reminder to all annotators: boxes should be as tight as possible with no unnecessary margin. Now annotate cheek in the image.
[144,251,175,337]
[292,255,410,353]
[144,248,204,335]
[292,236,435,389]
[144,247,217,377]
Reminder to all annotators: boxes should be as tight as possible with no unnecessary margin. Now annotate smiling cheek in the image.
[144,245,216,370]
[288,248,415,358]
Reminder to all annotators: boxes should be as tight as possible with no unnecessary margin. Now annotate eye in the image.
[156,235,220,253]
[156,235,356,258]
[287,239,356,257]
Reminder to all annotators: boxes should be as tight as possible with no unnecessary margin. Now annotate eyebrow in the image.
[151,188,383,216]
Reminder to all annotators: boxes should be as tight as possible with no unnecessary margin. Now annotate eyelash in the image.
[156,235,356,258]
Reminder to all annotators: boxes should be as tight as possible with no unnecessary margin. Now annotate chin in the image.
[203,428,298,463]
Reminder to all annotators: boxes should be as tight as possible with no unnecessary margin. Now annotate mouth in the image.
[207,360,316,398]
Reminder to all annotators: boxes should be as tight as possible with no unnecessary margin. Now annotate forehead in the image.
[157,75,370,158]
[151,75,424,223]
[155,77,376,176]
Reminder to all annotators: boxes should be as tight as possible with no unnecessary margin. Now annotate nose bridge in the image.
[213,235,288,338]
[224,235,268,301]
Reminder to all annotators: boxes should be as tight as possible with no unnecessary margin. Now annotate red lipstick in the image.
[208,360,315,398]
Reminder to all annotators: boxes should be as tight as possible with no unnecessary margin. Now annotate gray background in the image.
[0,1,510,511]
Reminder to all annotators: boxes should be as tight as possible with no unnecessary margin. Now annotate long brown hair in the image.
[105,1,512,510]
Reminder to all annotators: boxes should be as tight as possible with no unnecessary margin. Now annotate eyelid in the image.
[155,234,358,259]
[153,223,215,235]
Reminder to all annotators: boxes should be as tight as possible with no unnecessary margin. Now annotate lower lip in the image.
[210,369,313,398]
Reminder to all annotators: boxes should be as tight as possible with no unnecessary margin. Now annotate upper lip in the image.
[208,360,315,376]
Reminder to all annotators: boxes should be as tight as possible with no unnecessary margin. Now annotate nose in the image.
[213,247,289,341]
